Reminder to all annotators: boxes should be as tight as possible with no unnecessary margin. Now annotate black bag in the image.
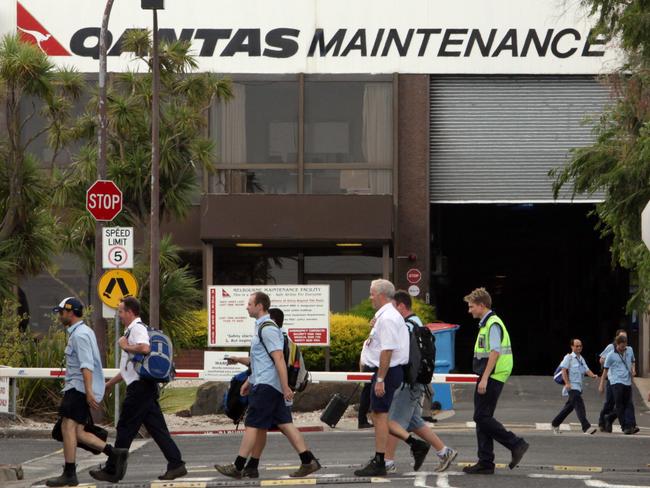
[223,369,251,426]
[404,317,436,386]
[320,385,359,428]
[52,416,108,455]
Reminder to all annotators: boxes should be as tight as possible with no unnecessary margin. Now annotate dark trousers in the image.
[552,389,591,431]
[473,377,523,467]
[608,383,635,431]
[598,380,617,427]
[358,365,373,424]
[108,380,184,472]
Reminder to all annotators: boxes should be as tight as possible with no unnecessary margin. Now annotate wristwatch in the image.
[376,377,384,383]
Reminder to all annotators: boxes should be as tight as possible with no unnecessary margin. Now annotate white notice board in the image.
[203,351,250,381]
[207,285,330,347]
[0,377,9,413]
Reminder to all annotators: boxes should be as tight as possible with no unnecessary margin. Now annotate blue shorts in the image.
[388,383,426,431]
[370,365,404,413]
[245,384,292,429]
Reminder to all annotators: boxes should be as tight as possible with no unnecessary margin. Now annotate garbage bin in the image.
[425,323,460,410]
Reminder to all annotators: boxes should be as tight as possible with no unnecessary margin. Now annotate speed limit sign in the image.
[102,227,133,269]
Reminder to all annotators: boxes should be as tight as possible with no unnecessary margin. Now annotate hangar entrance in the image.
[431,203,630,375]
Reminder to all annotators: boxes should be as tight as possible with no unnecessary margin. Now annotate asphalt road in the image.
[3,377,650,488]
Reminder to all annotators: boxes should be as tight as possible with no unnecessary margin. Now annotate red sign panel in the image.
[288,328,328,344]
[406,268,422,284]
[86,180,123,221]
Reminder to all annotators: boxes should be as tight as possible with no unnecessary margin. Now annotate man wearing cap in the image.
[47,297,128,487]
[90,296,186,483]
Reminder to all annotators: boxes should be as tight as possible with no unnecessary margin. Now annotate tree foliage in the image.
[551,2,650,310]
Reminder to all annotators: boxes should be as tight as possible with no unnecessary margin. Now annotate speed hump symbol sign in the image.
[98,269,138,309]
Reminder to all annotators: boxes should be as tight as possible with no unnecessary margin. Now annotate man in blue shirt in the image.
[46,297,127,487]
[215,292,320,479]
[599,334,639,435]
[597,329,627,432]
[550,338,598,434]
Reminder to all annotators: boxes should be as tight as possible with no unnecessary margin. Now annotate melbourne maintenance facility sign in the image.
[2,0,621,74]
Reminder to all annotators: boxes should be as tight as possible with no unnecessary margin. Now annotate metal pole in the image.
[10,378,17,419]
[94,0,115,362]
[114,308,120,427]
[149,8,161,330]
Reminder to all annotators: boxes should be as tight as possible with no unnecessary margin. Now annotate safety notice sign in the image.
[102,227,133,268]
[98,269,138,308]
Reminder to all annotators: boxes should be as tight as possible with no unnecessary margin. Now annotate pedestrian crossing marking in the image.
[261,479,317,486]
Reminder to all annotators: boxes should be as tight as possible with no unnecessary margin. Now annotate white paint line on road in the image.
[535,423,570,431]
[413,473,434,488]
[585,480,650,488]
[412,473,459,488]
[464,422,476,428]
[529,474,592,479]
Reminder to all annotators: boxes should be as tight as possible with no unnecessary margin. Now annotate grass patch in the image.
[159,386,198,414]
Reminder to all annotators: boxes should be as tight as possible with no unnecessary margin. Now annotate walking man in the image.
[463,288,528,475]
[384,290,458,473]
[354,279,410,476]
[215,292,321,479]
[551,338,598,434]
[46,297,128,487]
[90,297,186,483]
[598,329,627,432]
[599,334,639,434]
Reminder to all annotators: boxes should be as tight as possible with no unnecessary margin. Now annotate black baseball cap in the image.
[53,297,84,316]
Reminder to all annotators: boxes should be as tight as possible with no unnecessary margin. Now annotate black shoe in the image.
[45,473,78,487]
[354,458,387,476]
[159,464,188,480]
[410,439,430,471]
[604,419,613,433]
[112,448,129,480]
[89,467,120,483]
[242,466,259,478]
[462,463,494,475]
[358,422,373,429]
[509,440,529,469]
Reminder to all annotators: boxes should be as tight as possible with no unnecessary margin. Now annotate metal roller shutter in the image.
[429,76,610,203]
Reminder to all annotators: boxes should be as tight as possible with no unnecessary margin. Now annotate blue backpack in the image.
[553,365,565,385]
[131,326,175,383]
[223,370,251,426]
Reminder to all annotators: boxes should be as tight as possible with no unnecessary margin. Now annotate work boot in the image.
[462,462,494,475]
[410,439,430,471]
[89,466,120,483]
[290,459,321,477]
[45,472,78,487]
[242,466,259,478]
[112,448,129,480]
[354,458,386,476]
[509,440,529,469]
[158,464,187,480]
[215,463,243,479]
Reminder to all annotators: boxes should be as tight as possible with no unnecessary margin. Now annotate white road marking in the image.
[529,474,592,479]
[412,473,459,488]
[585,481,650,488]
[465,421,476,428]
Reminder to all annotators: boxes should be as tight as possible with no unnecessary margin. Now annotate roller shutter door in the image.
[429,76,609,202]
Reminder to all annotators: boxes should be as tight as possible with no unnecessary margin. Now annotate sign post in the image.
[642,200,650,251]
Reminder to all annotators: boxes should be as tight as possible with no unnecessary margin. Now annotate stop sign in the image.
[86,180,123,221]
[407,268,422,284]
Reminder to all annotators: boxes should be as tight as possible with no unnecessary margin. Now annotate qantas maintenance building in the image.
[3,0,646,375]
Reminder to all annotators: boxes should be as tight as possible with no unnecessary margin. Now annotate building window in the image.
[210,75,394,195]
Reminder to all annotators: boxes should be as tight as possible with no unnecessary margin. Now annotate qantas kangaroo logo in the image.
[16,2,70,56]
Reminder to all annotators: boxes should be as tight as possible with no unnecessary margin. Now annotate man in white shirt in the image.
[354,279,410,477]
[90,297,186,483]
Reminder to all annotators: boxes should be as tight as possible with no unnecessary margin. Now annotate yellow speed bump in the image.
[261,480,317,486]
[553,465,603,473]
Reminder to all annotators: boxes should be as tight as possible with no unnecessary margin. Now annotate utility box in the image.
[426,323,460,410]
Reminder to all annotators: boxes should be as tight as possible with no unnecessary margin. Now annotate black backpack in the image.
[258,321,309,392]
[222,369,251,426]
[404,317,436,386]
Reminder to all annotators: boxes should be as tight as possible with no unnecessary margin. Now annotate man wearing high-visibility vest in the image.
[463,288,529,475]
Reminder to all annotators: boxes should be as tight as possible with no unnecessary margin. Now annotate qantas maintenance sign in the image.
[2,0,621,74]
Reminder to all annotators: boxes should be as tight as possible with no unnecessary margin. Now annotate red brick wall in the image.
[175,348,205,369]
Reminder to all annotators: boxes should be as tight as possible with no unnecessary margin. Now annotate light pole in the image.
[142,0,163,329]
[94,0,115,361]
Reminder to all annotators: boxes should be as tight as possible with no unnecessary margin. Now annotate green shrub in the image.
[349,297,437,324]
[302,313,370,371]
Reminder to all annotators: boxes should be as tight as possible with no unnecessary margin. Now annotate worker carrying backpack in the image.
[258,321,310,392]
[403,317,437,387]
